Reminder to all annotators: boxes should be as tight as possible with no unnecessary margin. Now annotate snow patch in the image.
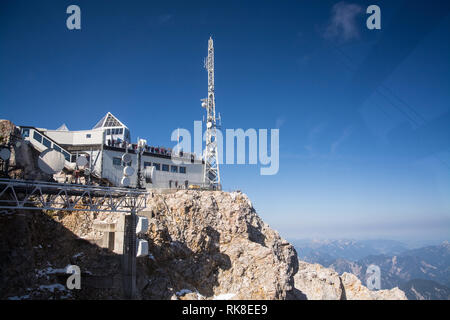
[36,265,71,278]
[39,284,67,292]
[213,293,235,300]
[176,289,192,296]
[8,294,30,300]
[175,289,204,300]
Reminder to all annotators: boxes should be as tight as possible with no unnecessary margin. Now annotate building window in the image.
[171,165,178,173]
[43,137,52,148]
[106,129,111,135]
[119,128,123,134]
[144,161,152,168]
[154,163,161,171]
[162,164,169,172]
[113,157,122,166]
[21,128,30,138]
[86,134,91,138]
[53,145,61,152]
[180,166,186,174]
[33,131,42,143]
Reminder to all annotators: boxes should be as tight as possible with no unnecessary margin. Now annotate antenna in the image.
[121,151,133,187]
[201,37,221,190]
[76,155,88,167]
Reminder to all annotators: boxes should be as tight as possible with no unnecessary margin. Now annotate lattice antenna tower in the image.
[201,37,221,190]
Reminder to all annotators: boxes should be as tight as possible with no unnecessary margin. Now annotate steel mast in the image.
[201,37,221,190]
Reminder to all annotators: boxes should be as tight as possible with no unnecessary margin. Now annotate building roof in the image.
[56,123,69,131]
[92,112,127,129]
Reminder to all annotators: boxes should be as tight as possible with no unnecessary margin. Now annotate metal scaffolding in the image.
[0,178,147,213]
[0,178,148,299]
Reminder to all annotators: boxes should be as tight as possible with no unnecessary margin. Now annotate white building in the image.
[19,112,204,189]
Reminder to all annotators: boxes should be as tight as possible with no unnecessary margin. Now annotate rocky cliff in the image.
[141,190,298,300]
[293,261,407,300]
[57,189,406,300]
[0,119,52,181]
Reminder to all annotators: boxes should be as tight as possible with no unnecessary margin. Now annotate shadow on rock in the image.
[141,225,231,299]
[0,209,124,299]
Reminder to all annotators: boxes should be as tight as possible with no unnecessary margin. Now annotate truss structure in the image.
[0,179,147,213]
[202,37,221,189]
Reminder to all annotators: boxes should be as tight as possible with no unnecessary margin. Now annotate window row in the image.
[27,129,70,161]
[143,160,186,174]
[106,128,124,135]
[146,162,186,174]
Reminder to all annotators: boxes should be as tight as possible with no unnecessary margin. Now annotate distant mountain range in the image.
[292,239,410,263]
[291,239,450,300]
[400,279,450,300]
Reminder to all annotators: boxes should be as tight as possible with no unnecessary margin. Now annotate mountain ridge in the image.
[292,238,450,300]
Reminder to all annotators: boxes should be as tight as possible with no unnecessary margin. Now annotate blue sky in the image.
[1,0,449,244]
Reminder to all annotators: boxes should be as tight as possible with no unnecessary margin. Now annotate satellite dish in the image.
[123,166,135,177]
[0,148,11,161]
[76,155,88,167]
[84,168,91,176]
[122,153,132,164]
[38,149,65,174]
[121,176,131,187]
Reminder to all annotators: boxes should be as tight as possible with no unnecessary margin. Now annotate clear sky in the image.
[1,0,449,244]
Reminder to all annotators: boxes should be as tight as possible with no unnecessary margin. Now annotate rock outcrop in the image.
[293,261,344,300]
[141,190,298,300]
[294,260,407,300]
[0,119,52,181]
